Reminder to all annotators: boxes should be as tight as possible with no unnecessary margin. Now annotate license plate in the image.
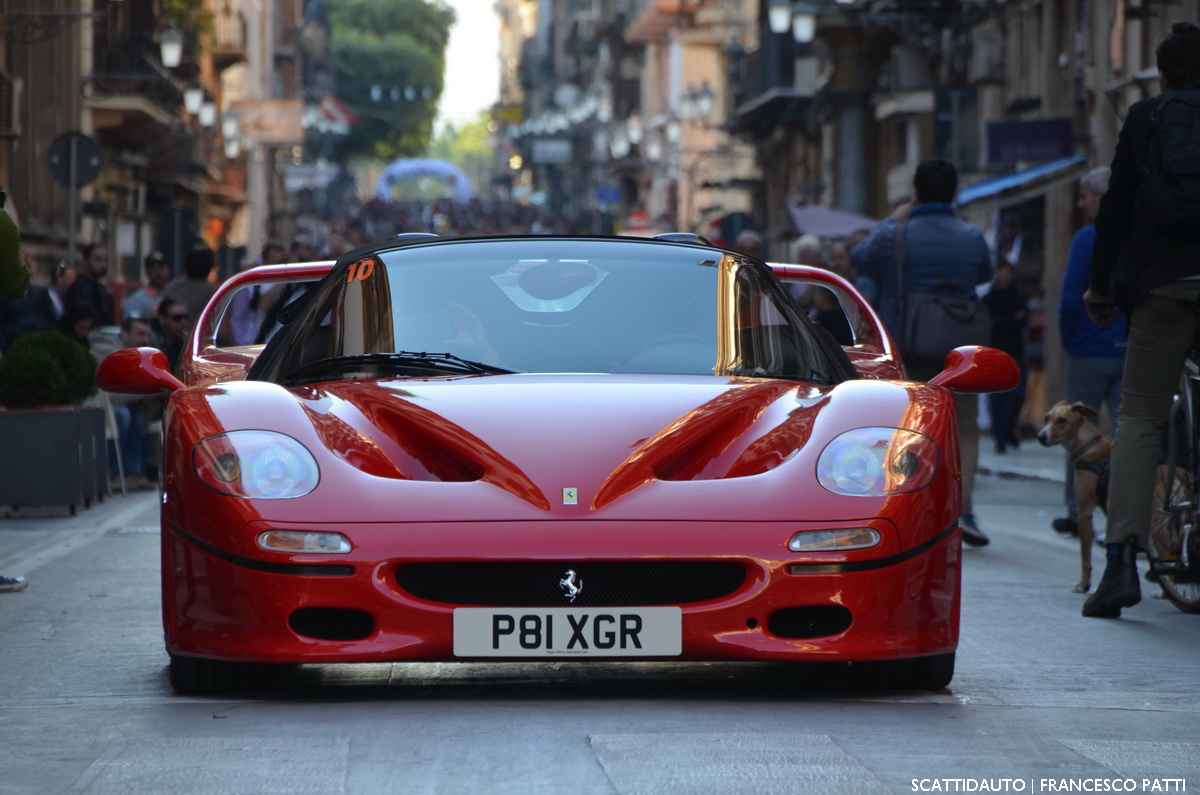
[453,607,682,657]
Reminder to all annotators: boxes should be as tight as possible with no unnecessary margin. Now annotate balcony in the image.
[727,31,814,136]
[213,6,248,72]
[83,38,182,143]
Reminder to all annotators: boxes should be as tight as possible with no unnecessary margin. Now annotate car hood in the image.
[181,373,931,522]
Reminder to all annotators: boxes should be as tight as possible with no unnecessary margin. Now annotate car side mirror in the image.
[928,346,1020,394]
[96,347,184,395]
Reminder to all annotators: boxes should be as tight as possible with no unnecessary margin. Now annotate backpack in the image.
[1142,89,1200,240]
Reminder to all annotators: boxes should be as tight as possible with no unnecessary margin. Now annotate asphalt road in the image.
[1,447,1197,794]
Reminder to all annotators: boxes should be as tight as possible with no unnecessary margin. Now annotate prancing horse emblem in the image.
[559,569,583,602]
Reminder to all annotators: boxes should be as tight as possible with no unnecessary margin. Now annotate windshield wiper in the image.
[283,351,515,383]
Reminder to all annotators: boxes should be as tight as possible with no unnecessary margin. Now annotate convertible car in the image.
[97,233,1018,693]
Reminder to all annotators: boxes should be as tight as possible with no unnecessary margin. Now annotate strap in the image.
[1070,435,1104,464]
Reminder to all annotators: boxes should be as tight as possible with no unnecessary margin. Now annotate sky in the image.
[436,0,502,130]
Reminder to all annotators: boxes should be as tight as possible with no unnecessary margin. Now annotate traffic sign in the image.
[47,132,101,188]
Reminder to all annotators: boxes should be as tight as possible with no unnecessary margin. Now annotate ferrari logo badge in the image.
[562,488,578,505]
[559,569,583,602]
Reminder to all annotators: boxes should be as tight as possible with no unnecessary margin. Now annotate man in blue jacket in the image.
[1054,167,1125,537]
[852,159,994,546]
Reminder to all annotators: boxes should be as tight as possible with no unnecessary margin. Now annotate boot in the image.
[1082,543,1141,618]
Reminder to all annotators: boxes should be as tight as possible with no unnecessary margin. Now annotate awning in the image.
[786,198,878,238]
[625,0,704,43]
[957,154,1088,208]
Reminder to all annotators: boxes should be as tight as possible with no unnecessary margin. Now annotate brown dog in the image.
[1037,401,1111,593]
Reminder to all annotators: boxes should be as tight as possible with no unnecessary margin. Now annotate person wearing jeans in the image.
[1082,21,1200,618]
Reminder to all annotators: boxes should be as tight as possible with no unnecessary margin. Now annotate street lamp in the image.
[221,111,239,141]
[199,95,217,128]
[768,0,856,42]
[183,81,204,115]
[792,3,817,44]
[768,0,792,34]
[159,25,183,68]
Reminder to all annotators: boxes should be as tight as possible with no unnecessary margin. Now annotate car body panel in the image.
[96,235,1016,684]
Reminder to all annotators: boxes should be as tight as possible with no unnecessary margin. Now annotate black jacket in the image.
[1091,89,1200,316]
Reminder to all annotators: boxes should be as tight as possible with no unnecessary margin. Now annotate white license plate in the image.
[453,607,682,657]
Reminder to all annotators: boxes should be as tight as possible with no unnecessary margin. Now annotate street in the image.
[1,442,1197,795]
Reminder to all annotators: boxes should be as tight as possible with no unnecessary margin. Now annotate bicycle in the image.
[1153,337,1200,613]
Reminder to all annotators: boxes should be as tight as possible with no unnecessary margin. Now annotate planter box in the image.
[0,406,107,515]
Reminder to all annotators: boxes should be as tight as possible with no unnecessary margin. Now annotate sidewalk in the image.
[0,490,160,573]
[977,433,1066,483]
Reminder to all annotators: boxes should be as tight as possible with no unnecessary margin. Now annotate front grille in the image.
[395,561,746,607]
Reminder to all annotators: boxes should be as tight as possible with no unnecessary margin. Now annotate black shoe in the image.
[1053,517,1079,536]
[1083,543,1141,618]
[960,514,990,547]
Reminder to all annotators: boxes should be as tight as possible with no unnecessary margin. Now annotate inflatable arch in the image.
[375,158,472,204]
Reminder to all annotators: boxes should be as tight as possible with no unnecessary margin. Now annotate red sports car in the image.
[97,234,1017,693]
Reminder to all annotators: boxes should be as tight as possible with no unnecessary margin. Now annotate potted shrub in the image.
[0,331,104,514]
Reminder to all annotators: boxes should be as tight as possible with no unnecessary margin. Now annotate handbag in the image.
[894,221,992,369]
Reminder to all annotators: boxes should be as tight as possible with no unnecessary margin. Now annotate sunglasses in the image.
[167,313,189,321]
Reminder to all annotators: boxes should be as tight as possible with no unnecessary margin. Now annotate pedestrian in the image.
[47,260,75,321]
[1081,21,1200,618]
[0,192,31,591]
[1053,167,1125,537]
[163,246,217,324]
[57,301,100,347]
[981,263,1028,454]
[852,159,994,546]
[830,238,877,306]
[66,243,115,327]
[0,264,55,354]
[91,315,155,490]
[151,296,189,371]
[219,241,284,346]
[123,251,171,322]
[734,229,765,260]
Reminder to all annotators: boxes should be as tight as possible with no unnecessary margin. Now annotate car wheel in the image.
[852,652,955,691]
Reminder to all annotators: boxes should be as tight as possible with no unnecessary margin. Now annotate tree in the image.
[325,0,455,161]
[428,111,495,195]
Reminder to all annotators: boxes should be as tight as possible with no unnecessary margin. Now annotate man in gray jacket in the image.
[852,159,994,546]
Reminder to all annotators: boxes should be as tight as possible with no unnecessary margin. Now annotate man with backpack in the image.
[1083,21,1200,618]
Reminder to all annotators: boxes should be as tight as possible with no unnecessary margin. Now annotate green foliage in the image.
[161,0,215,48]
[428,110,496,192]
[325,0,455,160]
[0,331,96,409]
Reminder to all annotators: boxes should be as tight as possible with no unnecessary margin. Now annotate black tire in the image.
[1154,382,1200,614]
[851,652,955,691]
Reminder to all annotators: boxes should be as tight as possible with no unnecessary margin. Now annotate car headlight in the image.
[192,431,319,499]
[816,428,939,496]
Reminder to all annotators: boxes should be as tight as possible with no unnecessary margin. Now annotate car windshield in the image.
[252,238,848,386]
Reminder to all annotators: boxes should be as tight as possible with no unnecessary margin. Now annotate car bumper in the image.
[162,519,960,665]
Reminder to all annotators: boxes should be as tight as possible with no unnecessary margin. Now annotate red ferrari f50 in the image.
[97,234,1017,693]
